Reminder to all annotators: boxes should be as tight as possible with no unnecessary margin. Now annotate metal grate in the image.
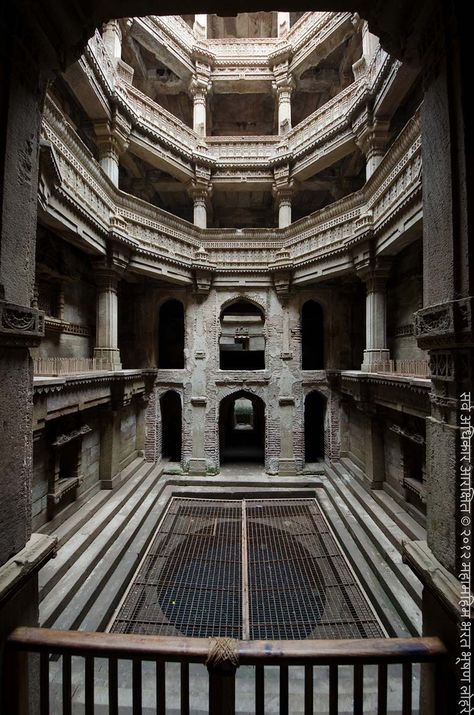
[110,497,385,640]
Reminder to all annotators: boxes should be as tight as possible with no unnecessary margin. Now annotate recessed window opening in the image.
[219,300,265,370]
[304,390,326,462]
[158,299,184,369]
[160,391,182,462]
[302,300,324,369]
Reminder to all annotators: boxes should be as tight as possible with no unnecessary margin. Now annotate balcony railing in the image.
[369,360,431,378]
[33,357,105,376]
[4,627,448,714]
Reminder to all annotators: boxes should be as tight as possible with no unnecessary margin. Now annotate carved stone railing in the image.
[40,95,422,278]
[33,357,105,375]
[369,359,430,378]
[83,17,395,176]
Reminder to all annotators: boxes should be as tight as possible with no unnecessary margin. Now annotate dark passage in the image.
[305,390,326,462]
[219,300,265,370]
[302,300,324,369]
[219,391,265,463]
[158,299,185,368]
[160,390,182,461]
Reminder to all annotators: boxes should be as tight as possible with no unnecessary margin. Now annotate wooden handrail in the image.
[7,627,447,665]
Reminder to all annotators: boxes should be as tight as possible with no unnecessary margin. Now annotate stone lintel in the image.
[0,533,57,607]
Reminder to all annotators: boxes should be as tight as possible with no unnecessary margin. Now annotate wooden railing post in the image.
[207,662,237,715]
[3,647,30,715]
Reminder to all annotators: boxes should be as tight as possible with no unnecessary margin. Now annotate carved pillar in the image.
[359,262,391,371]
[93,257,127,370]
[190,64,211,137]
[189,397,207,475]
[272,60,294,135]
[355,115,390,179]
[193,14,208,39]
[102,20,122,61]
[273,182,294,228]
[94,111,131,187]
[277,12,290,37]
[363,407,386,488]
[362,20,379,61]
[99,407,121,489]
[278,396,298,475]
[188,180,212,229]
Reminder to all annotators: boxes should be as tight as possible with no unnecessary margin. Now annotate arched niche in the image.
[160,390,182,462]
[219,299,265,370]
[301,300,324,370]
[158,299,184,369]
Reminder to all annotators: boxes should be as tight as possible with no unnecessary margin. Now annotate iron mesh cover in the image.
[110,497,385,640]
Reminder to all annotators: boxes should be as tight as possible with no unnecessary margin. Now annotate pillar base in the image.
[361,349,390,372]
[94,348,122,371]
[188,458,207,475]
[278,458,298,476]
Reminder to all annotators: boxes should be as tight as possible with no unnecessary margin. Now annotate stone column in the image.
[94,112,131,187]
[94,267,122,370]
[99,407,121,488]
[190,68,211,137]
[355,116,390,179]
[277,12,290,37]
[362,20,378,61]
[193,14,208,39]
[360,264,391,371]
[275,82,293,135]
[278,396,297,475]
[189,397,207,475]
[363,408,385,488]
[188,181,212,229]
[273,182,294,228]
[102,20,122,61]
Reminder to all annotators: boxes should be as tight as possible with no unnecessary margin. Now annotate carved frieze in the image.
[0,301,44,347]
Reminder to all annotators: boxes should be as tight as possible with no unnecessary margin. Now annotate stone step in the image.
[40,457,150,552]
[339,457,425,541]
[40,462,163,627]
[326,466,422,607]
[318,478,421,636]
[39,459,157,601]
[329,463,426,577]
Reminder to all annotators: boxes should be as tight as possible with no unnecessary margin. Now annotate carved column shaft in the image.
[102,20,122,61]
[94,269,121,370]
[361,271,391,370]
[277,86,293,135]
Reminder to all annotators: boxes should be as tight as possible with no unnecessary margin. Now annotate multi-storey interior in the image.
[0,2,471,713]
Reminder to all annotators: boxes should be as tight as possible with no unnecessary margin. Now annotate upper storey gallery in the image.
[44,10,421,235]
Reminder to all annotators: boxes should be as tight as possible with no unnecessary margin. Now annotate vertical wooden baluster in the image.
[132,659,142,714]
[156,660,166,715]
[329,664,338,715]
[304,665,313,715]
[279,665,289,715]
[402,663,412,715]
[40,652,50,715]
[353,664,363,715]
[108,658,119,715]
[181,662,190,715]
[255,665,264,714]
[84,656,94,714]
[62,654,72,715]
[5,648,29,715]
[377,663,387,715]
[208,664,236,715]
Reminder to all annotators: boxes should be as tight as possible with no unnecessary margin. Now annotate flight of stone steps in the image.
[38,457,166,632]
[319,459,425,637]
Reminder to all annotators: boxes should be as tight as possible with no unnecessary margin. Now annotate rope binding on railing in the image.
[206,637,239,668]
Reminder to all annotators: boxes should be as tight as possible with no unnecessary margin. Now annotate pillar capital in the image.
[93,110,131,185]
[354,112,391,178]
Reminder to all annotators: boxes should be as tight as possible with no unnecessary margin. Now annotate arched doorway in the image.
[219,391,265,464]
[160,391,182,462]
[158,299,185,368]
[304,391,326,463]
[219,300,265,370]
[301,300,324,369]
